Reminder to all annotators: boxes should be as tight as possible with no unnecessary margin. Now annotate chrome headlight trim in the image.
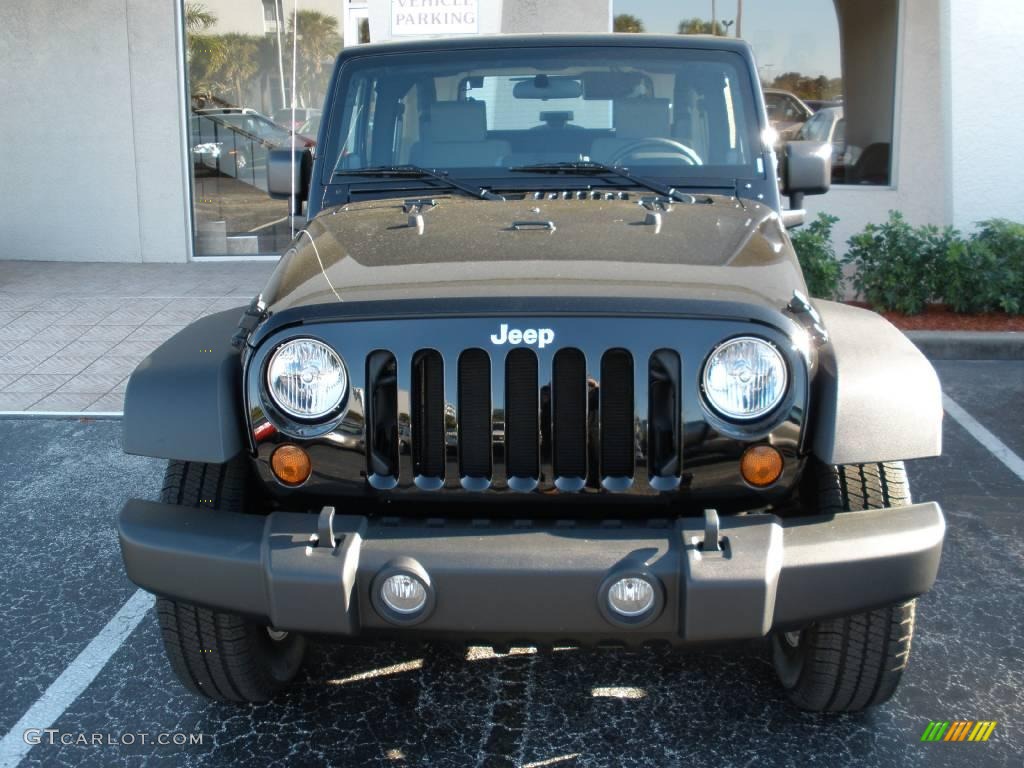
[701,335,789,421]
[265,337,348,420]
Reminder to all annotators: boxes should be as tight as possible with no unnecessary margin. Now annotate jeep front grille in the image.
[363,346,682,494]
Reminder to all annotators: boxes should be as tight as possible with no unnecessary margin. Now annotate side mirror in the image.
[268,148,313,216]
[780,140,830,223]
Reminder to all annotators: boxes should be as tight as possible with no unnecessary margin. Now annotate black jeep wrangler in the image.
[118,35,945,712]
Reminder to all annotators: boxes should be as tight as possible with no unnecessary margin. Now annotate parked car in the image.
[796,107,891,185]
[763,88,814,140]
[191,109,315,183]
[803,98,842,112]
[796,106,850,181]
[298,113,322,141]
[121,34,944,714]
[196,107,311,146]
[274,107,321,133]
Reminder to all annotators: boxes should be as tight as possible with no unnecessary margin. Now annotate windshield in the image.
[324,46,764,184]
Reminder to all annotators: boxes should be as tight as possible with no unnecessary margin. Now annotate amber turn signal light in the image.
[740,445,784,487]
[271,444,312,486]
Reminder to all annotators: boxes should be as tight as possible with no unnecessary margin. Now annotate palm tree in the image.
[184,3,226,106]
[678,17,726,36]
[614,14,645,33]
[287,10,342,107]
[217,34,261,107]
[184,1,216,33]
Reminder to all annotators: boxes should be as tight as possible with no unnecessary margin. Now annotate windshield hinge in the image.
[232,295,268,350]
[785,290,828,346]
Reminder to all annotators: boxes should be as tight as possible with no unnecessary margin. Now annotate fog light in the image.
[271,444,311,486]
[607,577,656,617]
[740,444,784,487]
[381,574,428,615]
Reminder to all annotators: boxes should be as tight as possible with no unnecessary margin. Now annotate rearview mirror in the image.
[780,140,830,219]
[268,148,313,216]
[512,76,583,100]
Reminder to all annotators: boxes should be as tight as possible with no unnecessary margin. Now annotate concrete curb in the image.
[906,331,1024,361]
[0,411,123,419]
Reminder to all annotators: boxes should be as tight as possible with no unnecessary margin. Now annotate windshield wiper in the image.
[334,165,505,201]
[508,161,702,204]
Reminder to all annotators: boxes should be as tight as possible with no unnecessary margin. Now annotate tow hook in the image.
[701,508,723,552]
[317,506,337,549]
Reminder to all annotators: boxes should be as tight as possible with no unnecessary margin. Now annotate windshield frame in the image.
[319,42,771,192]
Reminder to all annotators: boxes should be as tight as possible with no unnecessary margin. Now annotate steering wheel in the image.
[608,137,703,167]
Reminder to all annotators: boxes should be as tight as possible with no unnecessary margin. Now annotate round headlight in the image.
[266,338,347,419]
[702,337,787,421]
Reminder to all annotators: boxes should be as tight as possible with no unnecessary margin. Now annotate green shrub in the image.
[934,236,1009,314]
[970,219,1024,314]
[829,212,1024,315]
[843,211,955,315]
[790,213,843,300]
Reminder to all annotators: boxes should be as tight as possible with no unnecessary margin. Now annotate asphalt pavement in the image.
[0,361,1021,768]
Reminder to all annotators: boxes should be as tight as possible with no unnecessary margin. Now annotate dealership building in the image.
[2,0,1022,263]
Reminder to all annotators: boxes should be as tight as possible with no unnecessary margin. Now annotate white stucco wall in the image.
[808,0,1024,250]
[943,0,1024,230]
[805,0,947,252]
[501,0,611,34]
[0,1,190,263]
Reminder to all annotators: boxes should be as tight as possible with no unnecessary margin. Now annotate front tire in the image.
[771,462,917,712]
[155,459,305,703]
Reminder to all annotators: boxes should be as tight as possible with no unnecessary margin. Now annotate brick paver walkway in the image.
[0,261,275,412]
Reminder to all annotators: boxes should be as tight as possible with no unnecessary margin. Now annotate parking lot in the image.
[0,359,1021,768]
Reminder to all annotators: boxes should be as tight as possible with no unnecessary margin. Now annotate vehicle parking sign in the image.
[391,0,479,36]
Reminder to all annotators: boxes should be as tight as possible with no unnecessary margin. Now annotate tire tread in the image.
[778,460,918,712]
[154,459,302,703]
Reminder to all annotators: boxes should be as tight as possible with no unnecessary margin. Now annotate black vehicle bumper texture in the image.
[118,500,945,644]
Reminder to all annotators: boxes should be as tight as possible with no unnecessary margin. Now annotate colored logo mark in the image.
[920,721,997,742]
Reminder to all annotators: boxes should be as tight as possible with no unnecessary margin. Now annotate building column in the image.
[942,0,1024,230]
[127,0,192,262]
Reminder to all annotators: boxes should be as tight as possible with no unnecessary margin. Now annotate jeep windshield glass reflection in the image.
[325,47,763,182]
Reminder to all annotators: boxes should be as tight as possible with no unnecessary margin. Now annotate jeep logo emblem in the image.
[490,323,555,349]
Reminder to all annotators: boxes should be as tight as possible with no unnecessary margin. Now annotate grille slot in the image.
[505,348,539,480]
[412,350,445,479]
[648,349,681,480]
[553,349,588,480]
[359,342,678,493]
[366,350,399,484]
[458,349,491,480]
[600,349,634,480]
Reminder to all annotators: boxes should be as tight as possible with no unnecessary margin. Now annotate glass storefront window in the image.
[183,1,900,258]
[183,1,345,256]
[613,0,898,186]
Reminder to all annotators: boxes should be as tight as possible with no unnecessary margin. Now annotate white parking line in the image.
[943,394,1024,482]
[0,589,154,768]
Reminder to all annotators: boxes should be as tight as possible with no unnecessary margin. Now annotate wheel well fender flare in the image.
[809,300,942,465]
[123,308,246,464]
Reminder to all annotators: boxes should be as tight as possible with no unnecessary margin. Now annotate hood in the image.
[261,194,806,315]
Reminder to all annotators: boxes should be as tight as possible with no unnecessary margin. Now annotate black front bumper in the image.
[118,500,944,645]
